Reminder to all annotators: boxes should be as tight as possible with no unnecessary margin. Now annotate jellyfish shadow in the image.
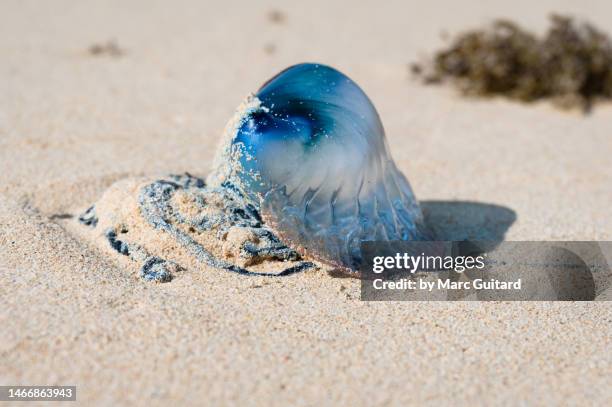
[422,201,600,300]
[421,200,516,249]
[330,200,517,279]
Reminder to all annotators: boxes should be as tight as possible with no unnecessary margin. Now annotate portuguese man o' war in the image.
[78,63,427,280]
[209,63,428,273]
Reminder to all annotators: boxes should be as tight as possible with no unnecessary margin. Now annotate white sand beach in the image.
[1,0,611,405]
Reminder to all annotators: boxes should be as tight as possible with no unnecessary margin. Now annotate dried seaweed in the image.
[88,40,124,57]
[413,15,612,110]
[267,9,286,24]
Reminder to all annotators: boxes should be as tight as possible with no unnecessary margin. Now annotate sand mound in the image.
[70,173,317,282]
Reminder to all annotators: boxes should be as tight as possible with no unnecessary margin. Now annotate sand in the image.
[68,174,315,278]
[1,0,611,405]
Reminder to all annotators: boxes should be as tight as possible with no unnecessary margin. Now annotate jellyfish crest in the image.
[210,63,427,272]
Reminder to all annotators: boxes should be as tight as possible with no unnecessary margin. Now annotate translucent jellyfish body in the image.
[209,63,428,273]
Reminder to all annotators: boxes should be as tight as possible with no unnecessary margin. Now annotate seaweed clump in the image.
[88,40,124,57]
[413,15,612,110]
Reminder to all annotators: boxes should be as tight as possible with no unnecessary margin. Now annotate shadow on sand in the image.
[421,201,602,300]
[421,200,516,248]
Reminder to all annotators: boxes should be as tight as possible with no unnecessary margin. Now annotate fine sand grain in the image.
[1,0,611,405]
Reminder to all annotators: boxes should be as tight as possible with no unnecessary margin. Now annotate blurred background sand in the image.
[0,0,610,405]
